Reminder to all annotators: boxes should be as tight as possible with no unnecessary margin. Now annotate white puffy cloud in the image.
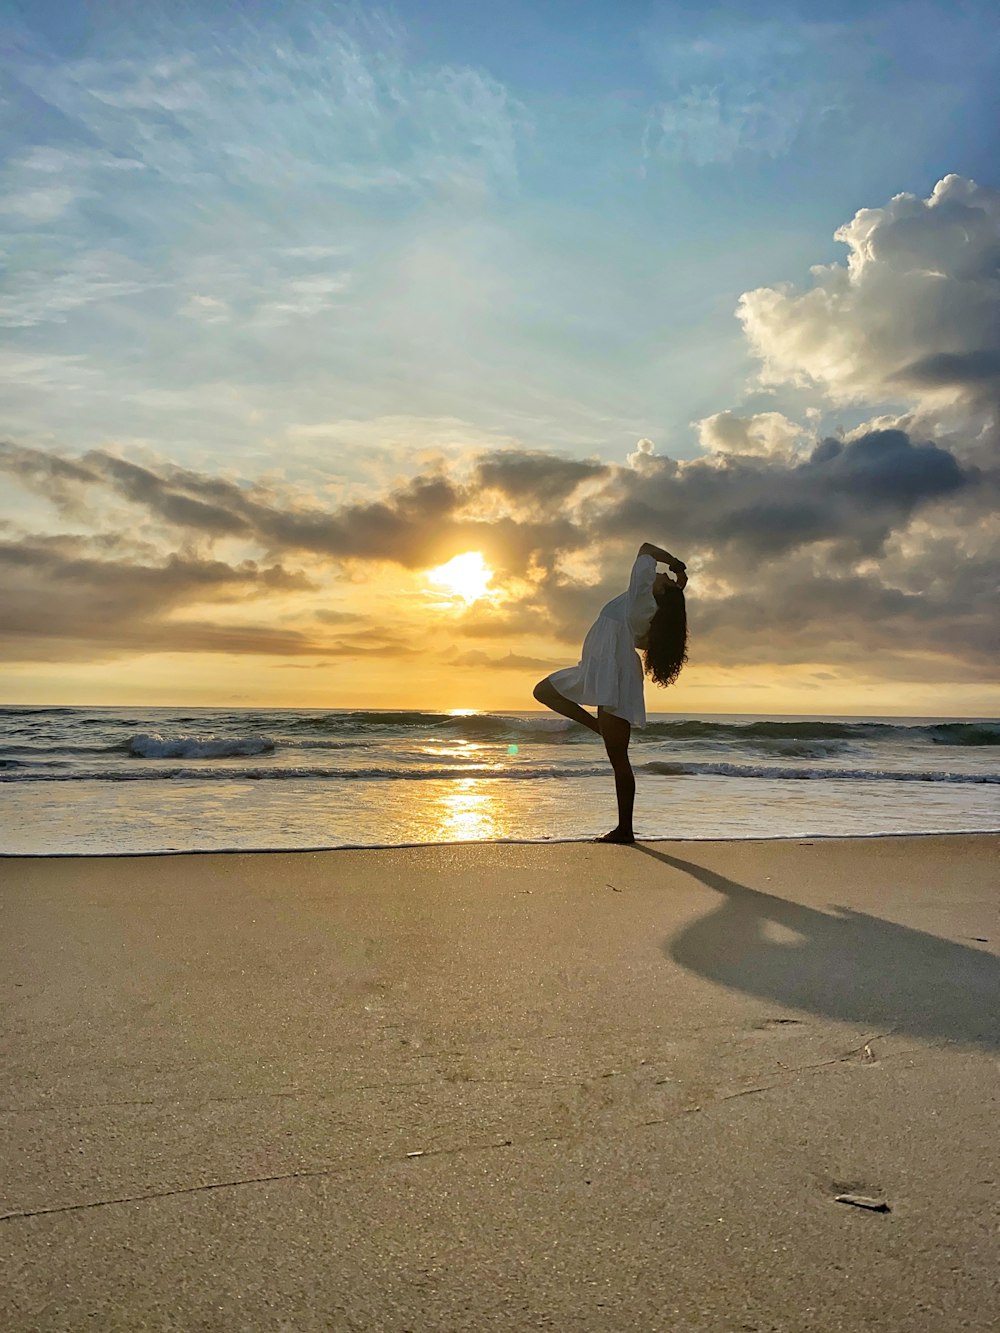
[695,410,808,461]
[738,175,1000,413]
[627,437,657,469]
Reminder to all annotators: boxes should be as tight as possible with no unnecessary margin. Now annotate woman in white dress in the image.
[533,542,688,843]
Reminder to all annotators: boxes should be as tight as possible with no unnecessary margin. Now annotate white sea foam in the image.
[128,733,275,759]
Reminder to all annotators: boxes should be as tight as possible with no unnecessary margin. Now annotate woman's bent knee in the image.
[532,676,553,703]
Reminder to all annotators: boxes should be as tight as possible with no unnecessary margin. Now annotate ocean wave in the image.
[0,757,69,769]
[642,761,1000,783]
[743,739,851,759]
[924,722,1000,746]
[0,705,79,715]
[640,719,1000,745]
[128,733,276,759]
[0,763,611,784]
[1,741,128,757]
[237,712,1000,746]
[2,762,997,785]
[438,713,575,738]
[254,710,577,738]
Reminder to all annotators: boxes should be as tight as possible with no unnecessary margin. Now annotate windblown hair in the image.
[643,587,688,687]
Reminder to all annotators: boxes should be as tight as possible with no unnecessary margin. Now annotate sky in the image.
[1,0,998,715]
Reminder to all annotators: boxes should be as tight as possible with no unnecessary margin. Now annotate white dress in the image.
[546,553,657,727]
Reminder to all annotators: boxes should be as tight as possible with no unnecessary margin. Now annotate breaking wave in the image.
[128,733,275,759]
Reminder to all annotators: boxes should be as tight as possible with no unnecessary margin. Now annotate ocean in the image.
[1,706,997,855]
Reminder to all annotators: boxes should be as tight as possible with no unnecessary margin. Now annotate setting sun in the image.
[428,551,494,604]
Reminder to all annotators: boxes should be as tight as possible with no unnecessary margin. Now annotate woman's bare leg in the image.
[596,707,634,842]
[532,677,601,734]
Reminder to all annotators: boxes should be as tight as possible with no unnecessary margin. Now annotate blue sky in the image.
[4,0,998,479]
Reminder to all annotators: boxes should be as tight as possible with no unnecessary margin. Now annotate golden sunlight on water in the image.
[417,740,494,768]
[432,778,504,842]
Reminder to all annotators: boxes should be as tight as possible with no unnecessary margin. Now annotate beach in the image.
[2,834,999,1331]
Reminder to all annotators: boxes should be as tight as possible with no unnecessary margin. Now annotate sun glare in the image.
[428,551,494,604]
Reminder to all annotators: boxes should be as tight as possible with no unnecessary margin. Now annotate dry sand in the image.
[2,834,999,1332]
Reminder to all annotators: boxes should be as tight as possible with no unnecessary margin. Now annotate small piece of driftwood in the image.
[835,1193,891,1212]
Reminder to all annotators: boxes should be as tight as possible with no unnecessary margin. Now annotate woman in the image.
[533,542,688,844]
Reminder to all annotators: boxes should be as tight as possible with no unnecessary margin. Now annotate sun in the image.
[428,551,494,604]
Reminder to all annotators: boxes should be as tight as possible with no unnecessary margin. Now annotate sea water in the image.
[1,706,997,854]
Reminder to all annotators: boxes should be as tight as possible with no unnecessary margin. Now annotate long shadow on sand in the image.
[631,845,1000,1051]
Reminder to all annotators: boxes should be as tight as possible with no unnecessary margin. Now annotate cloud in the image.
[0,534,319,662]
[313,609,364,626]
[450,650,564,671]
[473,450,607,508]
[641,8,1000,170]
[0,415,990,678]
[627,438,657,469]
[0,184,80,223]
[643,82,810,167]
[893,350,1000,389]
[695,411,807,461]
[640,15,848,167]
[591,429,974,562]
[7,10,525,205]
[738,175,1000,415]
[0,441,591,572]
[0,249,164,329]
[0,172,997,690]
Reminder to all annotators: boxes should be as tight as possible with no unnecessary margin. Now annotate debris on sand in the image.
[835,1194,891,1212]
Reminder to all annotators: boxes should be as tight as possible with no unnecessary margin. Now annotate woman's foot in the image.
[595,827,635,844]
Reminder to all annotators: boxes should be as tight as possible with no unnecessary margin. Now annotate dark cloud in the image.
[588,429,975,562]
[0,535,320,662]
[893,350,1000,388]
[0,439,103,517]
[23,430,970,575]
[325,633,420,657]
[0,424,994,682]
[473,450,607,506]
[92,453,251,536]
[0,443,587,571]
[313,609,363,625]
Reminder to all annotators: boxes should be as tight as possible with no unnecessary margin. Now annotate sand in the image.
[2,834,998,1332]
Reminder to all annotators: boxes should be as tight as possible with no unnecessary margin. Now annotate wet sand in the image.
[2,834,999,1331]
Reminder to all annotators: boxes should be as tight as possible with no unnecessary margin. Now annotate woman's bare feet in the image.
[595,827,635,844]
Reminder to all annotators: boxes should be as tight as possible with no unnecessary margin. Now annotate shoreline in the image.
[2,825,997,859]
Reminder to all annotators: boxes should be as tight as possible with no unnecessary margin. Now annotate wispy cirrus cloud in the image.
[641,5,1000,169]
[0,248,166,328]
[0,4,532,449]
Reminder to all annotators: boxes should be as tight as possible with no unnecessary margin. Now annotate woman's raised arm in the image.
[638,541,686,572]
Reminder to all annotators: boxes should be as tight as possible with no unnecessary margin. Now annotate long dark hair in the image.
[643,586,688,687]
